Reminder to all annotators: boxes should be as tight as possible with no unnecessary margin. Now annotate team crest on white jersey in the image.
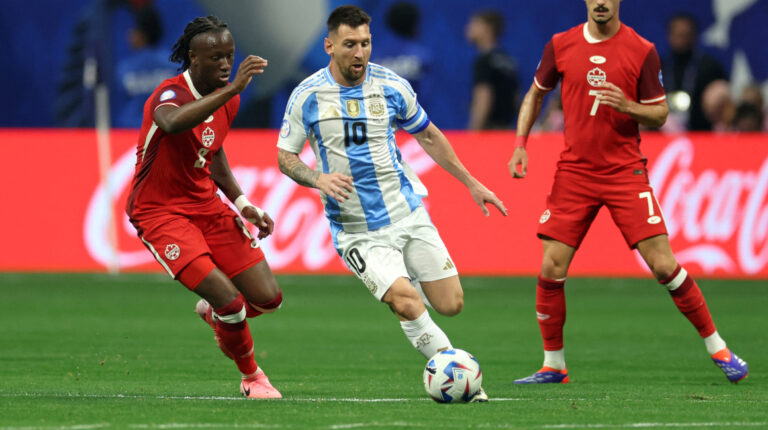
[366,98,386,117]
[346,99,361,117]
[202,127,215,147]
[587,67,607,87]
[165,244,180,260]
[540,209,551,224]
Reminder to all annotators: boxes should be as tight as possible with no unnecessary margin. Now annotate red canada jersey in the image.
[126,70,240,218]
[534,23,666,181]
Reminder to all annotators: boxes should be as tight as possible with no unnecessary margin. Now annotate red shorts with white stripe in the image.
[131,199,265,283]
[536,170,668,249]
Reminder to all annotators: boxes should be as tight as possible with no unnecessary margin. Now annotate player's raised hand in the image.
[317,172,355,202]
[508,146,528,178]
[468,182,507,217]
[597,82,631,113]
[241,205,274,239]
[231,55,268,93]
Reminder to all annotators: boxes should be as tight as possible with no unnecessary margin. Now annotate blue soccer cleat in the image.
[514,367,569,384]
[711,348,748,383]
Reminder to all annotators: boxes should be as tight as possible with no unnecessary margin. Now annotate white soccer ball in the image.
[423,349,483,403]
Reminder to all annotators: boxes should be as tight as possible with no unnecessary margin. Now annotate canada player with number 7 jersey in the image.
[507,0,747,384]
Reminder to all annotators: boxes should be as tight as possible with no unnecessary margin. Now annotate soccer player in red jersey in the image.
[508,0,748,384]
[126,16,283,398]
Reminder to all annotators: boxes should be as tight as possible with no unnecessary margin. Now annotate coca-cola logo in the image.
[84,138,437,271]
[648,137,768,274]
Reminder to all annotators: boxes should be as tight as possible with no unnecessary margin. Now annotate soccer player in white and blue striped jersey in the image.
[277,6,506,401]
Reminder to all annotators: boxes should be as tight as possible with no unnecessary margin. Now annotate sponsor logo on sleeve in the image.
[159,89,176,102]
[280,120,291,138]
[540,209,551,224]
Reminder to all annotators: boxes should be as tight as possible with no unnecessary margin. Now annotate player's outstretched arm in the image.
[508,83,547,179]
[277,149,354,202]
[596,82,668,128]
[211,149,273,238]
[413,123,507,217]
[154,55,268,134]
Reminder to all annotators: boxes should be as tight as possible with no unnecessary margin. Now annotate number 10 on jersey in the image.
[344,121,368,147]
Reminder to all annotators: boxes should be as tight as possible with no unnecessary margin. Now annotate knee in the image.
[385,289,425,320]
[435,290,463,317]
[541,256,568,280]
[248,290,283,315]
[645,253,678,281]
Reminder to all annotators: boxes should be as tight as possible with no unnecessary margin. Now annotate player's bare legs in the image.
[231,260,283,317]
[515,239,576,384]
[421,275,464,316]
[636,235,748,383]
[193,265,282,398]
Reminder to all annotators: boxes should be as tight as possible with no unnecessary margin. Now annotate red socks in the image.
[214,295,258,376]
[536,276,566,351]
[245,291,283,318]
[661,265,716,338]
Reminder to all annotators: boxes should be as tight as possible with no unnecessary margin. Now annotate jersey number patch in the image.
[344,121,368,147]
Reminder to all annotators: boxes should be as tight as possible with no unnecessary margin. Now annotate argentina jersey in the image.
[277,63,431,233]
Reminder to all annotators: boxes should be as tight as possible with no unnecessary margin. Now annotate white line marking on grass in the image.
[541,423,768,429]
[0,425,110,430]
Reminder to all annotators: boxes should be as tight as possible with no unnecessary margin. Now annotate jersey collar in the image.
[182,69,203,100]
[582,22,621,44]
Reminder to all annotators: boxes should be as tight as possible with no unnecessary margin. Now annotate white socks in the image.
[400,310,452,359]
[704,331,727,355]
[543,349,566,370]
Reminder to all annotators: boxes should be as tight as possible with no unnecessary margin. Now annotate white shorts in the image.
[334,206,459,301]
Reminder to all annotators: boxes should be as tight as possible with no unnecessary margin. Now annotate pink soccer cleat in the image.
[240,368,283,399]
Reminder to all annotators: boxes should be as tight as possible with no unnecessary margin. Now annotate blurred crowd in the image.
[58,1,766,133]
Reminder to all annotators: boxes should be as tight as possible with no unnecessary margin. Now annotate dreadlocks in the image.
[169,16,229,71]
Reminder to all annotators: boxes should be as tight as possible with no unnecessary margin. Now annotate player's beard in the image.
[342,64,365,83]
[592,7,613,24]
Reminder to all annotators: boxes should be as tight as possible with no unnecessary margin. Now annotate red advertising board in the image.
[1,129,766,278]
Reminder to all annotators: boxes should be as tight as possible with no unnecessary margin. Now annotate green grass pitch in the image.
[0,273,765,429]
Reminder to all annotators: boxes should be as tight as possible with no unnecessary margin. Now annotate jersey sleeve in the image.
[276,90,310,153]
[149,84,194,112]
[393,80,430,134]
[638,46,666,104]
[533,39,560,91]
[226,94,241,126]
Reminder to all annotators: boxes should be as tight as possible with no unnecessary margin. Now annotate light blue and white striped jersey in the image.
[277,63,431,233]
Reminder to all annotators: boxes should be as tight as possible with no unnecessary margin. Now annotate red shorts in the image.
[537,171,668,249]
[131,199,265,281]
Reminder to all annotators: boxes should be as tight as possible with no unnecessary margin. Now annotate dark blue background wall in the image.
[2,0,766,129]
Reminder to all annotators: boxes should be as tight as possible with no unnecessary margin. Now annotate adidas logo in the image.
[443,258,455,271]
[321,105,341,119]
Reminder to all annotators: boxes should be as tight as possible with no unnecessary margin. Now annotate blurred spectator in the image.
[465,10,519,130]
[661,13,727,131]
[371,2,435,108]
[701,79,735,132]
[735,84,765,132]
[113,5,175,128]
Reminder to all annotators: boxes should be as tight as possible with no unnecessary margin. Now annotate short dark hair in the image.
[135,6,163,46]
[327,5,371,34]
[473,10,504,40]
[667,12,699,34]
[169,15,228,71]
[386,2,419,39]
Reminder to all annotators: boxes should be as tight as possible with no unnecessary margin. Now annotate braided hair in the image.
[169,16,229,71]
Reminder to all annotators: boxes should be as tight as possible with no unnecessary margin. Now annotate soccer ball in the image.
[423,349,483,403]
